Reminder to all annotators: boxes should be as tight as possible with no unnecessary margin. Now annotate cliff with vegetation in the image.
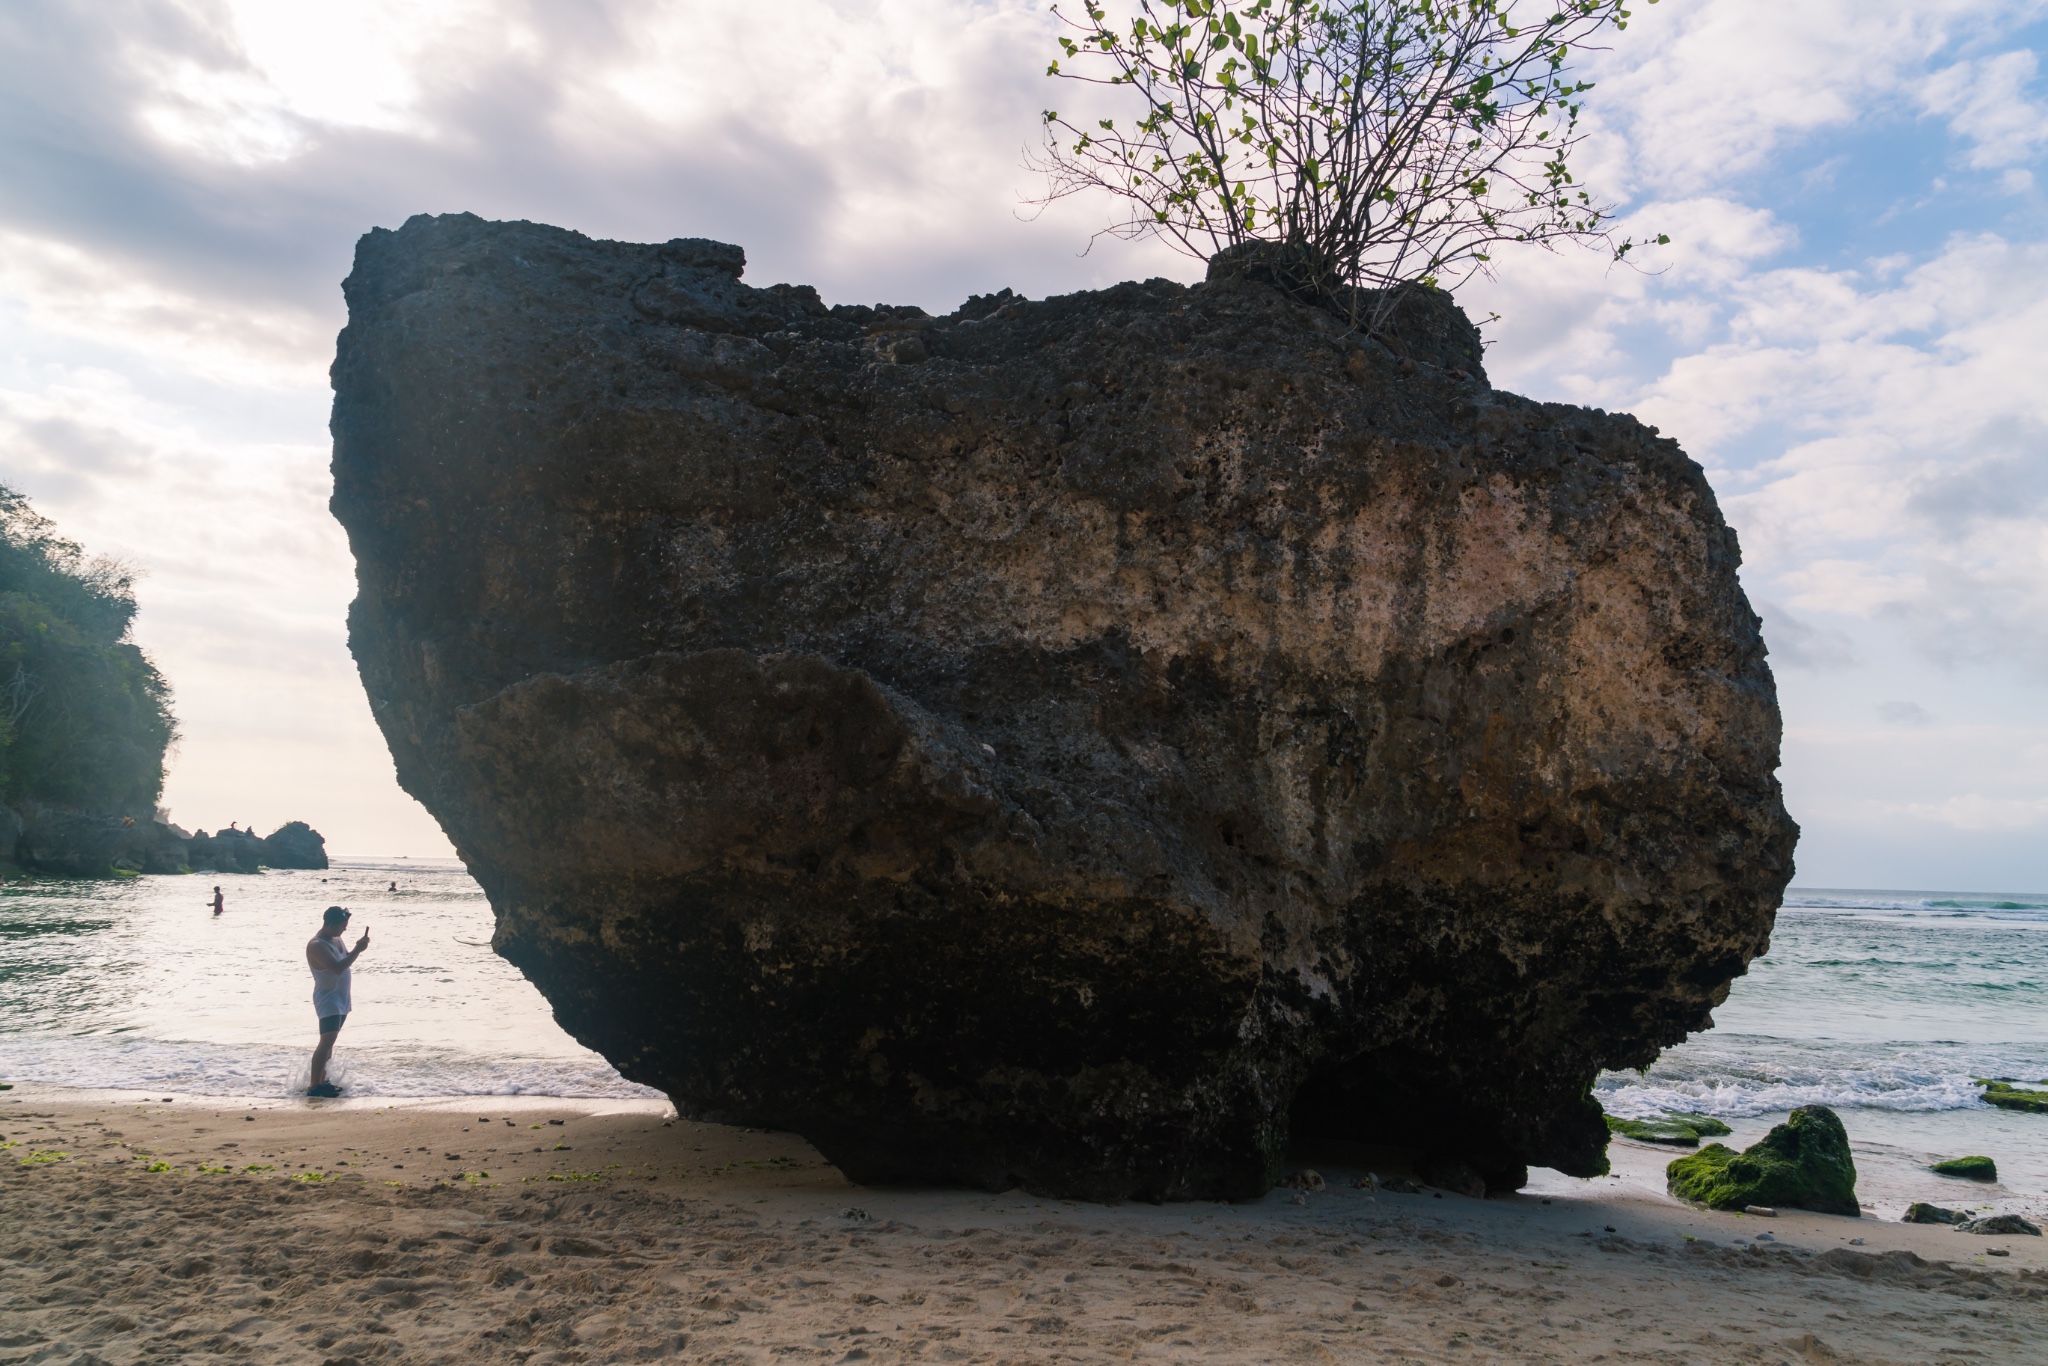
[0,486,174,813]
[0,485,180,874]
[0,488,331,878]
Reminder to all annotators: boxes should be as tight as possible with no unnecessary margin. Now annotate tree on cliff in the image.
[1038,0,1663,330]
[0,484,175,810]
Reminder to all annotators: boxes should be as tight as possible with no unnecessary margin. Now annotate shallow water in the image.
[1,871,2042,1215]
[0,858,654,1100]
[1596,888,2048,1221]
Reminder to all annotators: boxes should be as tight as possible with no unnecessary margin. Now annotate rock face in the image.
[186,828,264,874]
[12,803,188,876]
[329,213,1797,1201]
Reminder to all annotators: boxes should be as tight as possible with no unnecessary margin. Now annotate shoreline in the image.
[7,1086,2044,1363]
[11,1080,2039,1224]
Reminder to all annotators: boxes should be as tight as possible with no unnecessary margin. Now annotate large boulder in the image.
[261,820,330,869]
[329,213,1797,1201]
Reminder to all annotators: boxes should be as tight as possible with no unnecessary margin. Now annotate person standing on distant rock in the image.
[306,906,369,1098]
[210,886,224,916]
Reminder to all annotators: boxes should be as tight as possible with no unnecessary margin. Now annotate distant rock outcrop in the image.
[330,213,1797,1201]
[186,822,330,873]
[11,803,188,876]
[258,820,330,869]
[3,810,328,877]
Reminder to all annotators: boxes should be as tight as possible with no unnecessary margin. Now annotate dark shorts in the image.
[317,1013,348,1035]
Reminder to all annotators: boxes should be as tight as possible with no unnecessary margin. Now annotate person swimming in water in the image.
[305,906,369,1098]
[210,886,224,916]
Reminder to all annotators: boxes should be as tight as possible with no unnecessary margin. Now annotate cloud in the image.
[0,0,2043,874]
[1583,0,2045,195]
[1560,230,2048,680]
[1899,793,2048,831]
[1877,700,1933,725]
[1757,602,1861,672]
[0,0,1185,379]
[0,0,1196,854]
[1903,418,2048,529]
[1920,50,2048,170]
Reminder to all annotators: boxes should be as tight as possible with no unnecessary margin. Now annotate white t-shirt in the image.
[309,936,352,1018]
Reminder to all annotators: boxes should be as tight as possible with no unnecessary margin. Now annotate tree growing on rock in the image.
[1038,0,1663,332]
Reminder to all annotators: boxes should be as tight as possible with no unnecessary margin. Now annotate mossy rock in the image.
[1665,1111,1732,1137]
[1665,1105,1859,1216]
[1977,1079,2048,1114]
[1930,1155,1997,1181]
[1606,1115,1702,1147]
[1604,1110,1733,1147]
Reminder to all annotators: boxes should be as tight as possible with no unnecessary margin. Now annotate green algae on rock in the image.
[1604,1111,1733,1147]
[1606,1115,1704,1147]
[1977,1079,2048,1114]
[1929,1155,1997,1181]
[1665,1112,1732,1137]
[1665,1105,1859,1217]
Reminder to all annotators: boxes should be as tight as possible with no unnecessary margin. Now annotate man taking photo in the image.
[306,905,369,1098]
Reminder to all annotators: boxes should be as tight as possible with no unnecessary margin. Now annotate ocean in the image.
[1586,886,2048,1221]
[0,858,655,1101]
[2,867,2042,1216]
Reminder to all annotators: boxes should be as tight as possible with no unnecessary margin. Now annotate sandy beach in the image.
[5,1086,2044,1365]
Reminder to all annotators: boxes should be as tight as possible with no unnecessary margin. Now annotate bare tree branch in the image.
[1032,0,1664,335]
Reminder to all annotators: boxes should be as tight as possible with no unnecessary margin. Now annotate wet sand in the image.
[4,1085,2044,1364]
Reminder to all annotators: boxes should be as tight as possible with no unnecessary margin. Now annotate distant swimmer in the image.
[389,882,398,892]
[210,886,224,916]
[305,906,370,1098]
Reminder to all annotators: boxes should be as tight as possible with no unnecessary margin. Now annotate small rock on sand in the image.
[1903,1203,1965,1225]
[1415,1156,1487,1199]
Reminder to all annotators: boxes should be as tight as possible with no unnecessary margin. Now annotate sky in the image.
[0,0,2042,888]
